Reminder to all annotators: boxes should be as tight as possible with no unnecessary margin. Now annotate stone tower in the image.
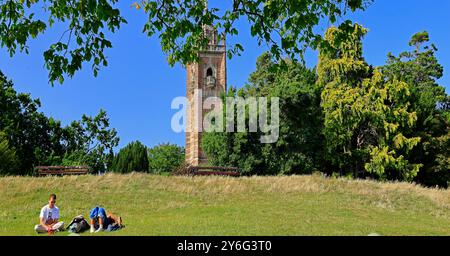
[185,5,226,166]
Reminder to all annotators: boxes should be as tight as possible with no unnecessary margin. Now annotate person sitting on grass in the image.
[89,206,123,233]
[34,194,64,234]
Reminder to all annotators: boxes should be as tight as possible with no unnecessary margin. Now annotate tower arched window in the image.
[206,68,213,77]
[205,67,216,88]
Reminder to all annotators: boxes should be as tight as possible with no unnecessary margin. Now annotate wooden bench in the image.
[35,166,91,176]
[188,166,240,177]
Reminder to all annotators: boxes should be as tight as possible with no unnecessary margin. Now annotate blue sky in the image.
[0,0,449,150]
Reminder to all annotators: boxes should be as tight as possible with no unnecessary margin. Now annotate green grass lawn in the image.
[0,173,449,236]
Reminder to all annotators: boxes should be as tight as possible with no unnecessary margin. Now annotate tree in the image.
[1,0,371,84]
[0,131,19,175]
[111,141,148,173]
[62,110,120,172]
[383,31,450,187]
[147,143,184,174]
[317,22,421,181]
[0,70,60,174]
[0,70,119,174]
[202,52,323,175]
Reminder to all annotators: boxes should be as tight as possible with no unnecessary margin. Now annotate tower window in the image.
[206,68,213,77]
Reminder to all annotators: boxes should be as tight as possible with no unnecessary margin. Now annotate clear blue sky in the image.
[1,0,449,151]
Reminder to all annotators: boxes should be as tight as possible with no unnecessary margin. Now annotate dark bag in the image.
[67,215,90,233]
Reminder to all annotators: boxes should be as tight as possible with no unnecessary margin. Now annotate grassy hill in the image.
[0,173,449,236]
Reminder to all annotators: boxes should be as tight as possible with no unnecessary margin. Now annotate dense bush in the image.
[0,132,19,175]
[111,141,149,173]
[148,143,185,174]
[202,53,323,175]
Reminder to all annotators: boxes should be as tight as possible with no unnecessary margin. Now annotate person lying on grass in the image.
[89,206,123,233]
[34,194,64,234]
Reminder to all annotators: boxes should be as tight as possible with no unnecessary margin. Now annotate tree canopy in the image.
[111,141,149,173]
[0,131,19,175]
[318,22,422,181]
[202,23,449,187]
[202,52,322,175]
[383,31,449,187]
[1,0,371,84]
[0,70,119,174]
[147,143,184,174]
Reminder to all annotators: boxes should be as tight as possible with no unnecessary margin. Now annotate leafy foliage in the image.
[383,31,449,187]
[0,70,60,174]
[0,0,126,85]
[0,70,119,174]
[202,23,448,187]
[111,141,149,173]
[318,23,421,181]
[0,131,19,175]
[137,0,372,66]
[202,53,323,175]
[1,0,371,84]
[147,143,184,174]
[60,110,119,172]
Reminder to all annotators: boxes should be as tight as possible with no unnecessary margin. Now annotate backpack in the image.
[67,215,90,233]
